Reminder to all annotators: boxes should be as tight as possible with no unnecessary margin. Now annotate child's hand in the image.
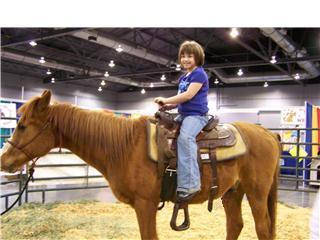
[154,97,166,106]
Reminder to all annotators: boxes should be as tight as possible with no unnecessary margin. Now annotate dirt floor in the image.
[1,200,311,240]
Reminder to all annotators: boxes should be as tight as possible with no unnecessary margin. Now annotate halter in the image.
[7,122,50,163]
[1,122,52,216]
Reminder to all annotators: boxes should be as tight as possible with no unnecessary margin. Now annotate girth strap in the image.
[208,147,218,212]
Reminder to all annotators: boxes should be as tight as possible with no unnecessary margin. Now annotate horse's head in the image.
[1,90,56,173]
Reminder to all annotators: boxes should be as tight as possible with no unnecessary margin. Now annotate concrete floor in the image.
[278,189,317,208]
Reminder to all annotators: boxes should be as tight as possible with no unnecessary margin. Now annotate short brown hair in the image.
[178,40,205,66]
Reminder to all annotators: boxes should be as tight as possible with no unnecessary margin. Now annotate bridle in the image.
[1,121,52,216]
[7,121,50,166]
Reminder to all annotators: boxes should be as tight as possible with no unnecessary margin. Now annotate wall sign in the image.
[0,103,17,128]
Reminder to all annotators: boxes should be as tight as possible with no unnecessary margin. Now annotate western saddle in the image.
[154,111,237,231]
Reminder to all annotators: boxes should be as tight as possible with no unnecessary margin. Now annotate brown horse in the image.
[1,90,281,240]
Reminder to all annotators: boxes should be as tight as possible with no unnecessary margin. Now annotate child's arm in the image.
[154,82,203,105]
[159,104,177,111]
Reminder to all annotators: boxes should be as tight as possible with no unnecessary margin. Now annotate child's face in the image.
[180,53,196,71]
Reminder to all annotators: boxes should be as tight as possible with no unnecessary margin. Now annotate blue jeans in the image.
[176,114,209,194]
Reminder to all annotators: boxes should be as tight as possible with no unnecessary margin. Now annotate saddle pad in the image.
[147,121,247,163]
[200,124,247,162]
[147,121,159,162]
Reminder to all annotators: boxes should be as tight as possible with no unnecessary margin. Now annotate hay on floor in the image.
[1,200,311,240]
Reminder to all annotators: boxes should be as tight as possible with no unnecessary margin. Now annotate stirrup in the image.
[170,202,190,231]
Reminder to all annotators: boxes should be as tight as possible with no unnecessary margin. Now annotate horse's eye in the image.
[17,123,26,130]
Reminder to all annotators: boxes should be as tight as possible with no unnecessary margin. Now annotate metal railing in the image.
[269,127,320,192]
[1,124,319,213]
[1,151,108,210]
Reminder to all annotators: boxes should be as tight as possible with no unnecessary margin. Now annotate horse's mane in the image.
[20,99,147,166]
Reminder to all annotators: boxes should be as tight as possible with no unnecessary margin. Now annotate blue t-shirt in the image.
[177,67,209,116]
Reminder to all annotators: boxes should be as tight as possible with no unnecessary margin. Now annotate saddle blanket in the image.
[147,122,247,163]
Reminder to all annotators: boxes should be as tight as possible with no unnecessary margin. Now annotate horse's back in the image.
[232,121,281,172]
[232,121,280,149]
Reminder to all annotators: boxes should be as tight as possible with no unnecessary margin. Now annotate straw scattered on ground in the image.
[1,200,311,240]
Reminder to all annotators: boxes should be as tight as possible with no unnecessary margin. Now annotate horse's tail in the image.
[268,163,278,239]
[268,135,281,239]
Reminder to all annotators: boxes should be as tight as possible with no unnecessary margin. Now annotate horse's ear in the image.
[37,90,51,111]
[41,90,51,97]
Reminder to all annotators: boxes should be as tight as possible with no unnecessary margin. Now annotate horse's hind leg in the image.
[245,188,272,240]
[134,197,158,240]
[222,184,245,240]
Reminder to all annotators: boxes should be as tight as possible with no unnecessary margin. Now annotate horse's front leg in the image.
[134,197,159,240]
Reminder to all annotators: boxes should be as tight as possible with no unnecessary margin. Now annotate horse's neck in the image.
[50,104,108,170]
[60,134,91,162]
[49,103,139,173]
[62,136,107,174]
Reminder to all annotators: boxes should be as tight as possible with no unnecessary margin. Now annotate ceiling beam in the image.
[72,30,174,66]
[2,50,86,74]
[29,43,131,73]
[1,49,175,88]
[43,67,178,84]
[203,29,301,81]
[45,75,175,88]
[140,29,179,47]
[260,28,320,79]
[205,55,320,69]
[234,38,296,78]
[172,28,227,60]
[2,28,86,48]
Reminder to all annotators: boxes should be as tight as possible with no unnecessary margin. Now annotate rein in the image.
[1,121,57,216]
[1,161,37,216]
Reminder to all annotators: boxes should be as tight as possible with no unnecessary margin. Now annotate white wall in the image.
[116,84,320,111]
[1,72,117,109]
[3,72,319,113]
[217,85,320,109]
[116,84,320,126]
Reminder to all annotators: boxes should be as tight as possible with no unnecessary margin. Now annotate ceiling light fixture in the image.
[175,64,181,71]
[29,41,37,47]
[294,73,300,80]
[160,74,166,81]
[230,28,239,38]
[214,78,219,84]
[46,69,52,75]
[263,81,269,87]
[270,55,277,64]
[104,71,109,77]
[141,88,146,94]
[237,68,243,76]
[39,57,46,64]
[150,83,154,88]
[108,60,115,68]
[98,86,102,92]
[51,77,55,83]
[101,80,106,86]
[116,45,123,53]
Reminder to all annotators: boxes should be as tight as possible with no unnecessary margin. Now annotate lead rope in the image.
[1,158,39,216]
